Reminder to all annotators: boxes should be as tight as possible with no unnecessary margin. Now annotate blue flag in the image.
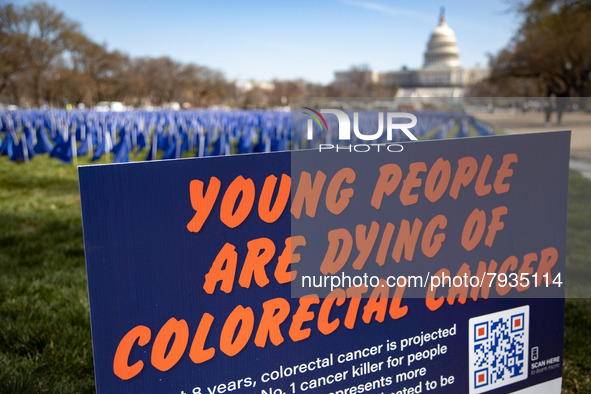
[92,132,113,162]
[34,128,54,154]
[0,132,15,157]
[77,132,95,156]
[50,135,73,163]
[136,131,147,153]
[161,136,178,160]
[112,138,130,163]
[10,138,26,163]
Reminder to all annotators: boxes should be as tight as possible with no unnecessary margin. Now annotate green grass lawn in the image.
[563,171,591,393]
[0,155,589,393]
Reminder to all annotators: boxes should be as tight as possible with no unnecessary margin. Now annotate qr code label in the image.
[469,305,529,393]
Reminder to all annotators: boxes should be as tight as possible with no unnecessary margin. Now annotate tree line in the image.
[0,1,238,108]
[1,0,589,108]
[0,1,398,109]
[470,0,591,98]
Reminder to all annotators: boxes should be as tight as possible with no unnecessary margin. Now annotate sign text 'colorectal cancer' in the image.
[113,152,559,380]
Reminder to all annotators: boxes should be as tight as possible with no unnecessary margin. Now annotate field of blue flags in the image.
[0,109,496,164]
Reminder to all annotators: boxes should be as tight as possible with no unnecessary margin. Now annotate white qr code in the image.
[469,305,529,393]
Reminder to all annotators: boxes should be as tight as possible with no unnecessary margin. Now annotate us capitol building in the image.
[334,9,489,97]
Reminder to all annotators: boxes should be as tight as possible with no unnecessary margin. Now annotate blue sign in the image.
[79,131,569,393]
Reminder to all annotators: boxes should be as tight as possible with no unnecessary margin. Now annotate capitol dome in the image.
[423,9,460,69]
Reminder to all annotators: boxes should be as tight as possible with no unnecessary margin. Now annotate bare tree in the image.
[1,1,337,108]
[0,3,30,100]
[488,0,591,97]
[65,34,130,104]
[21,1,81,105]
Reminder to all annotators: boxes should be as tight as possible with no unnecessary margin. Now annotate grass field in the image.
[0,155,589,393]
[563,171,591,393]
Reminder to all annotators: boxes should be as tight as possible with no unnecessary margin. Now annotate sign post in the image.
[79,131,569,393]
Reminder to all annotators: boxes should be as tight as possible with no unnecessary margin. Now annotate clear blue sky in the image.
[20,0,521,84]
